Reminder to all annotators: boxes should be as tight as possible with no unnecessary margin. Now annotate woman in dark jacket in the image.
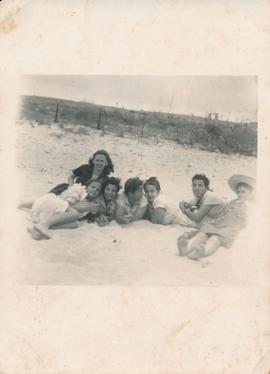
[49,149,114,195]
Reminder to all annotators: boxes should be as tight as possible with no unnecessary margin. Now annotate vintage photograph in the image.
[1,1,270,373]
[14,75,261,286]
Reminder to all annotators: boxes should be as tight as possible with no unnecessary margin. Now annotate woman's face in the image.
[144,184,159,202]
[192,179,207,199]
[87,181,102,199]
[104,184,118,201]
[128,186,143,203]
[92,154,108,171]
[236,185,252,202]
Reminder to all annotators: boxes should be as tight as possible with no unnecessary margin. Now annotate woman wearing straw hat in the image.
[178,174,255,261]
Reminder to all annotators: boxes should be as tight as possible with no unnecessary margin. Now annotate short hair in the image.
[102,176,122,193]
[143,177,161,192]
[192,174,210,189]
[124,177,143,195]
[236,182,253,192]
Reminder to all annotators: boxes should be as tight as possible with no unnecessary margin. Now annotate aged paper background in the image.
[0,0,270,373]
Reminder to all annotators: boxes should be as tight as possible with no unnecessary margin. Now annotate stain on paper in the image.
[251,350,270,373]
[167,320,190,340]
[0,14,17,34]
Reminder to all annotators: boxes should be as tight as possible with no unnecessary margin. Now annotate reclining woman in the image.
[96,176,122,226]
[80,176,121,226]
[49,149,114,195]
[115,177,148,224]
[27,179,103,240]
[143,177,195,226]
[18,149,114,210]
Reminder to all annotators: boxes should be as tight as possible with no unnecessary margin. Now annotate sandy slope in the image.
[13,120,268,286]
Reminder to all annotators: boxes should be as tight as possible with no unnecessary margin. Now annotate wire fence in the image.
[20,96,257,156]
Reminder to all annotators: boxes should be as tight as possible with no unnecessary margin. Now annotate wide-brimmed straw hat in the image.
[228,174,255,193]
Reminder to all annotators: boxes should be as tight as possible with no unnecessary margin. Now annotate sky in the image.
[20,75,257,122]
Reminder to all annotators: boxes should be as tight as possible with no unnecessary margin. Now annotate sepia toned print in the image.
[1,1,270,374]
[14,75,260,286]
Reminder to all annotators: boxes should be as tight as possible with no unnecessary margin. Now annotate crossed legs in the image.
[178,231,221,260]
[29,207,80,240]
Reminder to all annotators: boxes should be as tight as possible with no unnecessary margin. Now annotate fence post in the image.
[54,102,60,123]
[176,125,180,143]
[97,107,102,130]
[141,113,146,137]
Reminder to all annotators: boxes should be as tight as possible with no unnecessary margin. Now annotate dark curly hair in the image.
[143,177,161,192]
[89,150,114,174]
[192,174,211,190]
[102,176,122,193]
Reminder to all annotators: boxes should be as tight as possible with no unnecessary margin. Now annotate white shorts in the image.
[30,193,69,224]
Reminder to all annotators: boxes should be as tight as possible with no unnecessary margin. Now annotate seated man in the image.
[115,177,148,224]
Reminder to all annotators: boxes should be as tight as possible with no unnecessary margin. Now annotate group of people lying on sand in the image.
[18,149,255,261]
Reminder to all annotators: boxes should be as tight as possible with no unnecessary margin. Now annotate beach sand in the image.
[13,120,267,286]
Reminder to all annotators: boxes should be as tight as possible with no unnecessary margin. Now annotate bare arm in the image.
[17,199,35,210]
[183,201,193,209]
[72,200,99,214]
[68,173,76,185]
[179,202,212,223]
[95,203,115,226]
[115,203,132,224]
[150,207,166,224]
[132,205,148,221]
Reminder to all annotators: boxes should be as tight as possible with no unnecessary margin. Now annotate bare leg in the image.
[172,215,198,228]
[27,226,43,240]
[187,232,208,261]
[204,235,221,257]
[177,230,199,256]
[51,221,80,230]
[188,232,208,251]
[199,236,221,267]
[17,199,35,210]
[177,236,189,256]
[34,207,80,239]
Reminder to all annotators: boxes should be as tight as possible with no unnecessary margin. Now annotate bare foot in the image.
[177,237,189,256]
[33,224,52,239]
[187,247,204,261]
[17,200,33,210]
[27,226,42,240]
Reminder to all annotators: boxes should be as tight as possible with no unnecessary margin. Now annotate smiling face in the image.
[144,184,159,203]
[236,184,252,202]
[92,154,108,172]
[86,181,102,199]
[104,183,118,202]
[192,179,207,199]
